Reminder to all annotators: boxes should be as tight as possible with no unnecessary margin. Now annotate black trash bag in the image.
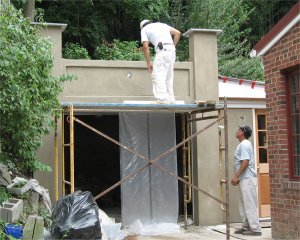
[51,191,101,239]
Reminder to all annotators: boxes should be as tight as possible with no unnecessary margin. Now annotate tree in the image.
[0,4,73,176]
[184,0,264,80]
[244,0,298,47]
[35,0,169,56]
[29,0,297,80]
[23,0,35,21]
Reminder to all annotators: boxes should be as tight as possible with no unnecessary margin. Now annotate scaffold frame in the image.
[54,100,230,239]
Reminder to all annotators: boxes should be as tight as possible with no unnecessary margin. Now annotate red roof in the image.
[251,1,300,56]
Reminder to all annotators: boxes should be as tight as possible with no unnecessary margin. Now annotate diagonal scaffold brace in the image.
[73,115,225,205]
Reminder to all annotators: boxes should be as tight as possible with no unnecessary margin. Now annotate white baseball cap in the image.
[140,19,150,30]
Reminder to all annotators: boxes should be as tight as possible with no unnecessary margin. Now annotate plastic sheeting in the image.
[129,220,181,235]
[119,112,178,226]
[51,191,101,239]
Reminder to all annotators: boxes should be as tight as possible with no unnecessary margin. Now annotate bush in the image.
[63,43,90,59]
[0,187,11,205]
[94,40,146,61]
[0,4,73,175]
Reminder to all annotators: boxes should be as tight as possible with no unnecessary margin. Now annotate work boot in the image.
[234,228,245,234]
[242,230,262,236]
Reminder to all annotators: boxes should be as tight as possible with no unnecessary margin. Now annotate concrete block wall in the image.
[0,198,23,222]
[262,22,300,239]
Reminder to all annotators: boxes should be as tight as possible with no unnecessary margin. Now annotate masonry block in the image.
[22,215,44,240]
[7,181,33,195]
[0,198,23,222]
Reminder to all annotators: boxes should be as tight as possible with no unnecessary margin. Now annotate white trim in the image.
[183,28,222,38]
[31,22,68,31]
[219,99,266,109]
[251,13,300,57]
[252,109,258,171]
[219,80,266,99]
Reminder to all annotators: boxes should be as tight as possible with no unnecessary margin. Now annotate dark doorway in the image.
[64,114,120,214]
[64,113,193,221]
[176,114,193,218]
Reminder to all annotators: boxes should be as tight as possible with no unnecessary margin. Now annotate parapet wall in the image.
[61,59,194,103]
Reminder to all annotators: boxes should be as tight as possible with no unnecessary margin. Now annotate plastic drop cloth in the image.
[119,112,178,226]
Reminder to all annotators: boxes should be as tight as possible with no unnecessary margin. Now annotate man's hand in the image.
[231,174,239,186]
[231,160,249,186]
[142,41,152,72]
[147,62,153,72]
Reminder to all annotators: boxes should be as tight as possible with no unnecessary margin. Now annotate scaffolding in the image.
[54,100,230,239]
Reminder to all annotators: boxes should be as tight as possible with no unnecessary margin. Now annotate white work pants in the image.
[239,177,261,232]
[151,46,176,102]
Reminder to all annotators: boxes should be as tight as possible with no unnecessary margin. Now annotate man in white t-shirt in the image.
[140,20,181,104]
[231,125,262,236]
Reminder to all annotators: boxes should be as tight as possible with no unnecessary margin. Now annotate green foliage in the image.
[0,187,11,205]
[0,4,73,175]
[0,188,51,237]
[15,190,51,230]
[63,43,90,59]
[34,0,297,81]
[219,57,264,81]
[39,0,107,55]
[94,40,145,61]
[163,0,188,61]
[38,205,51,229]
[14,192,32,226]
[11,180,27,188]
[122,0,169,21]
[244,0,298,47]
[36,0,169,56]
[184,0,264,80]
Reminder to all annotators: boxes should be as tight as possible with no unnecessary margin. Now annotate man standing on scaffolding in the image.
[140,20,181,104]
[231,125,262,236]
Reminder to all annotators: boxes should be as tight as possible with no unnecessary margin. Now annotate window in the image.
[257,114,268,164]
[287,69,300,179]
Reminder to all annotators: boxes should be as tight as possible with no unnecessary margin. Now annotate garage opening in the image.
[63,113,193,222]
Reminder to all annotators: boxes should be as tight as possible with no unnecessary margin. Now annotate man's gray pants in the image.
[239,177,261,232]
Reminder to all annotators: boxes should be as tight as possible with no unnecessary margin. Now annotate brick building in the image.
[251,2,300,239]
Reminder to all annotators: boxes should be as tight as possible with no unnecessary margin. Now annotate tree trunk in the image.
[23,0,35,21]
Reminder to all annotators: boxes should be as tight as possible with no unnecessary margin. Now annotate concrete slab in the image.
[212,224,272,240]
[125,224,272,240]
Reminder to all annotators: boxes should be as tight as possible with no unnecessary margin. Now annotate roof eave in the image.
[250,2,300,57]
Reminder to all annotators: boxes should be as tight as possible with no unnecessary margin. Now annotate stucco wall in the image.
[226,108,255,222]
[61,60,194,103]
[35,23,66,205]
[184,29,223,225]
[35,24,253,226]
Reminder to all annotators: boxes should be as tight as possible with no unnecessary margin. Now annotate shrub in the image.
[63,43,90,59]
[0,4,73,175]
[94,40,146,61]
